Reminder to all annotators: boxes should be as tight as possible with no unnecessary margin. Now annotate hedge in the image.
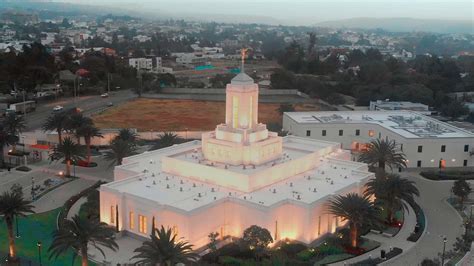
[420,171,474,180]
[352,247,403,265]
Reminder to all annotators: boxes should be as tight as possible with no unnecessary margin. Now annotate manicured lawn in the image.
[314,253,354,265]
[0,208,96,266]
[92,98,322,131]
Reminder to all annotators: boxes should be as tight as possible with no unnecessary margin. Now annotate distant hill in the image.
[315,17,473,34]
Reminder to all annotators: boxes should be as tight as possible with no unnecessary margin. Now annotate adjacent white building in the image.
[283,111,474,169]
[129,58,153,71]
[100,72,373,248]
[369,100,431,115]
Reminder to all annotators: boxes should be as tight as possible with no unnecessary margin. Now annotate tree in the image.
[277,103,295,115]
[441,100,469,119]
[452,179,471,209]
[0,188,35,261]
[50,137,86,177]
[133,226,198,266]
[327,193,379,248]
[104,138,135,166]
[116,128,138,145]
[3,113,26,152]
[76,122,102,163]
[0,123,17,167]
[67,112,89,144]
[49,215,118,266]
[42,112,69,144]
[364,174,419,223]
[151,132,184,150]
[358,138,407,172]
[207,232,219,252]
[242,225,273,253]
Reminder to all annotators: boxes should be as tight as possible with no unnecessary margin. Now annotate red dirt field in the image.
[92,98,321,131]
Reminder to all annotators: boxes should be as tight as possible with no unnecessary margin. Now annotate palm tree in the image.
[67,112,89,144]
[49,214,118,266]
[0,123,16,167]
[116,128,138,144]
[327,193,379,248]
[0,189,35,261]
[50,137,85,177]
[104,139,135,166]
[358,138,407,172]
[42,112,69,144]
[76,122,102,163]
[151,132,183,150]
[132,226,198,266]
[364,174,420,223]
[3,113,26,153]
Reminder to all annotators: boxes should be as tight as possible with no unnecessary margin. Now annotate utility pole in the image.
[22,90,26,117]
[107,72,111,94]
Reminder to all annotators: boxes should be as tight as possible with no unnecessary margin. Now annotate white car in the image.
[101,93,109,98]
[53,105,63,112]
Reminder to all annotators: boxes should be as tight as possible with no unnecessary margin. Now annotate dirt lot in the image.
[93,98,322,131]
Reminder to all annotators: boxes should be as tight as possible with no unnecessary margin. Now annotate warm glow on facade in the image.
[99,70,373,248]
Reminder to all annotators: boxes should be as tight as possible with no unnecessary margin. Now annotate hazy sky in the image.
[58,1,473,25]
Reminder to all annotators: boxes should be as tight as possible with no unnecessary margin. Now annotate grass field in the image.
[92,98,321,131]
[0,208,96,266]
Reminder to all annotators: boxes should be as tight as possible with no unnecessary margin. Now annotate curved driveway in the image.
[383,172,464,265]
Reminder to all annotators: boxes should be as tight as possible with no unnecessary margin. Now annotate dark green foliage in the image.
[358,138,407,171]
[441,100,469,119]
[48,215,118,264]
[132,226,198,265]
[452,179,472,208]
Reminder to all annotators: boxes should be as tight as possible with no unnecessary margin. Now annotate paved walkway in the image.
[330,202,417,265]
[67,196,88,219]
[32,178,96,213]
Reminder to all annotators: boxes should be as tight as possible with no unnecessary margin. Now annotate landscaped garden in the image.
[420,170,474,180]
[0,208,96,266]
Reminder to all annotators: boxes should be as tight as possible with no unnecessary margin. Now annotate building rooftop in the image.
[102,138,371,213]
[285,111,474,139]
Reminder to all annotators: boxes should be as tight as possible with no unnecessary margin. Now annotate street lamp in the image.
[441,237,447,265]
[37,241,42,266]
[15,215,20,238]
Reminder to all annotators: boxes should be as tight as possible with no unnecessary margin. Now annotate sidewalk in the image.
[32,178,96,213]
[330,203,417,265]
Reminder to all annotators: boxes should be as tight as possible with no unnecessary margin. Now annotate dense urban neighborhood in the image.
[0,1,473,266]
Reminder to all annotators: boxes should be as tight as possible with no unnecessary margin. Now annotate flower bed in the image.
[352,247,403,265]
[420,170,474,180]
[407,202,425,242]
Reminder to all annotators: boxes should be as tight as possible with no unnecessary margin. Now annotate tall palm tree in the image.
[49,214,118,266]
[133,226,198,266]
[3,113,26,152]
[50,137,85,177]
[116,128,138,145]
[104,139,135,166]
[67,112,89,144]
[0,189,35,261]
[151,132,183,150]
[42,111,69,144]
[358,138,407,172]
[327,193,379,248]
[0,123,16,167]
[364,174,419,223]
[77,123,102,163]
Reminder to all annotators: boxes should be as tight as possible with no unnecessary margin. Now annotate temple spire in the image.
[240,48,248,73]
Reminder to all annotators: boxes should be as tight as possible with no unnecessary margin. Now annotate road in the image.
[24,89,136,131]
[383,172,465,265]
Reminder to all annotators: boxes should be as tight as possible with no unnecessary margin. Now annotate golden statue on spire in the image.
[240,48,248,73]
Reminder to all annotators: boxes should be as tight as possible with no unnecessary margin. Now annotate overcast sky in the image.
[58,1,473,25]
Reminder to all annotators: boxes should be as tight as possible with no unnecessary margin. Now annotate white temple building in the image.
[99,70,374,248]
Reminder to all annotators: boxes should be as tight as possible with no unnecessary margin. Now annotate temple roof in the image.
[231,72,254,85]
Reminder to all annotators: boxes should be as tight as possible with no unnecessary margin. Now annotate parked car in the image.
[101,93,109,98]
[107,102,113,107]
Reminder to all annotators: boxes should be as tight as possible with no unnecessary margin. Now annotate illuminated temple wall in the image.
[99,180,365,248]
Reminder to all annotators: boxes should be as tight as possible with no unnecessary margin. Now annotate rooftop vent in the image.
[198,193,201,198]
[211,188,215,192]
[193,183,196,188]
[153,181,156,185]
[290,182,293,187]
[180,187,183,192]
[166,184,170,189]
[313,188,317,192]
[297,195,301,200]
[273,189,276,194]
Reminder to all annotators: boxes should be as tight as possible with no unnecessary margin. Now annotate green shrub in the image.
[16,166,32,172]
[317,244,344,255]
[280,242,307,256]
[219,256,243,265]
[296,249,316,261]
